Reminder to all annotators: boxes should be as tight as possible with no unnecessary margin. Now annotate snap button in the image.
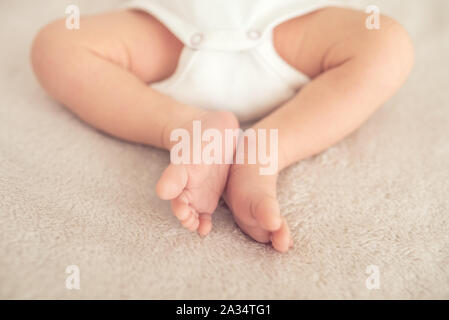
[247,29,261,40]
[190,32,204,47]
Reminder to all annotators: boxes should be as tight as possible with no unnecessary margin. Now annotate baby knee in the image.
[31,19,71,75]
[383,18,413,65]
[349,15,415,90]
[367,17,414,78]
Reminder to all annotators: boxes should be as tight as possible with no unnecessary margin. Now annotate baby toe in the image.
[271,217,291,253]
[171,197,191,221]
[181,209,199,231]
[197,213,212,237]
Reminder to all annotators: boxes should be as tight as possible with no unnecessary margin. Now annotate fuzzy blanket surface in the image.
[1,0,448,299]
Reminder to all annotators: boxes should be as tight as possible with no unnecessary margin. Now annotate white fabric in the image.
[124,0,344,121]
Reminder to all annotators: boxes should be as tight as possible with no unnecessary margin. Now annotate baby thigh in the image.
[262,7,414,168]
[32,10,183,87]
[273,6,414,81]
[31,10,187,147]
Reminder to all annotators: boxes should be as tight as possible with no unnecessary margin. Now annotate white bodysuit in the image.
[124,0,344,122]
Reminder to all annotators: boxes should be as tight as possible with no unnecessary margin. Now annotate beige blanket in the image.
[1,0,448,299]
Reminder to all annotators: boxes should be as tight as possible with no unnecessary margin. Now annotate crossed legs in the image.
[31,8,413,252]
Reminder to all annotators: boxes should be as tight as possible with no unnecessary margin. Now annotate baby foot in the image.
[224,164,293,253]
[156,111,239,236]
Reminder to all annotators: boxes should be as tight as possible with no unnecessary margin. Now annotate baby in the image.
[31,0,413,252]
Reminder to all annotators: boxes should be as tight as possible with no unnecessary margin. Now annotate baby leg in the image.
[225,7,414,252]
[31,10,239,235]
